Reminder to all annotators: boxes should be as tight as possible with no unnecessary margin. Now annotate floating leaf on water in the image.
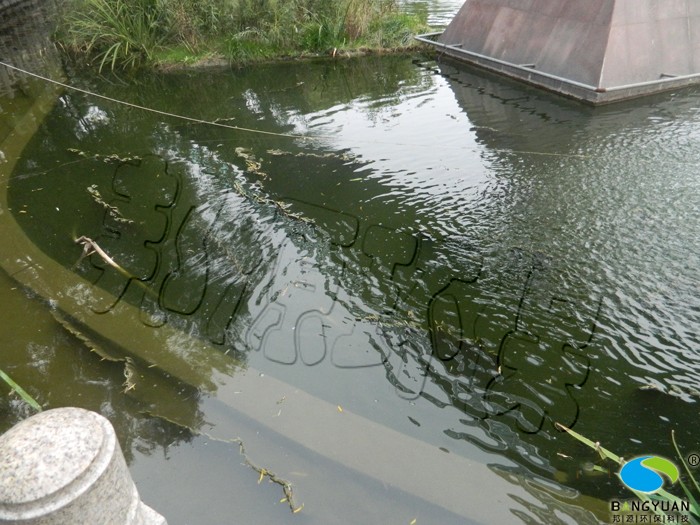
[0,367,41,412]
[67,148,141,164]
[213,117,236,124]
[87,185,133,223]
[555,422,622,464]
[123,361,137,393]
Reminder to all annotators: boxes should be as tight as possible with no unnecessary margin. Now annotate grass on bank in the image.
[55,0,431,70]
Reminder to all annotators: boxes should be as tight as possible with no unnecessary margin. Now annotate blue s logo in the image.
[619,456,679,493]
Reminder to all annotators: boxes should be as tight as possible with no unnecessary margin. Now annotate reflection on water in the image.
[3,0,700,521]
[0,0,62,98]
[400,0,463,25]
[7,49,700,510]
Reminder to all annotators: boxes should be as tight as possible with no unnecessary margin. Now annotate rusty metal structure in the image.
[417,0,700,104]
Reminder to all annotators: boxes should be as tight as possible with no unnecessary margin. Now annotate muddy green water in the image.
[3,5,700,525]
[401,0,464,25]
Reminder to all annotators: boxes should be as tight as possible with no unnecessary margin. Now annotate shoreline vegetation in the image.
[54,0,432,71]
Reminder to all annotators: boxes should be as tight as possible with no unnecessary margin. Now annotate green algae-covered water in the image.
[3,3,700,525]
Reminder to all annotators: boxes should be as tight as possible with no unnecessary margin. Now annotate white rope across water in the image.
[0,60,593,159]
[0,60,310,140]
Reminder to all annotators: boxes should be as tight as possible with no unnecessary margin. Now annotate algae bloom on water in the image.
[56,0,431,70]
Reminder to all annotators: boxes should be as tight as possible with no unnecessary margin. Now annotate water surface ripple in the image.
[7,54,700,517]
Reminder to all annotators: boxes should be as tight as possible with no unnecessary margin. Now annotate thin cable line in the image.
[0,60,593,159]
[0,60,309,140]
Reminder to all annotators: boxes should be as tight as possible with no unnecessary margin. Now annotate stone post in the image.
[0,407,167,525]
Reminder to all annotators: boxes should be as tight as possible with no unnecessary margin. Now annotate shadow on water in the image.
[3,1,700,522]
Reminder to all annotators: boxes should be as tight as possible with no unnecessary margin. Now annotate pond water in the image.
[2,2,700,525]
[400,0,465,25]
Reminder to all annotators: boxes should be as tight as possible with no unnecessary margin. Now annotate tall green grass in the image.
[59,0,163,70]
[56,0,430,70]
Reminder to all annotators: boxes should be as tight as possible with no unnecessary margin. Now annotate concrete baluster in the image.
[0,407,167,525]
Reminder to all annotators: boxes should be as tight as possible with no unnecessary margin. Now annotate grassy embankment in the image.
[55,0,431,70]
